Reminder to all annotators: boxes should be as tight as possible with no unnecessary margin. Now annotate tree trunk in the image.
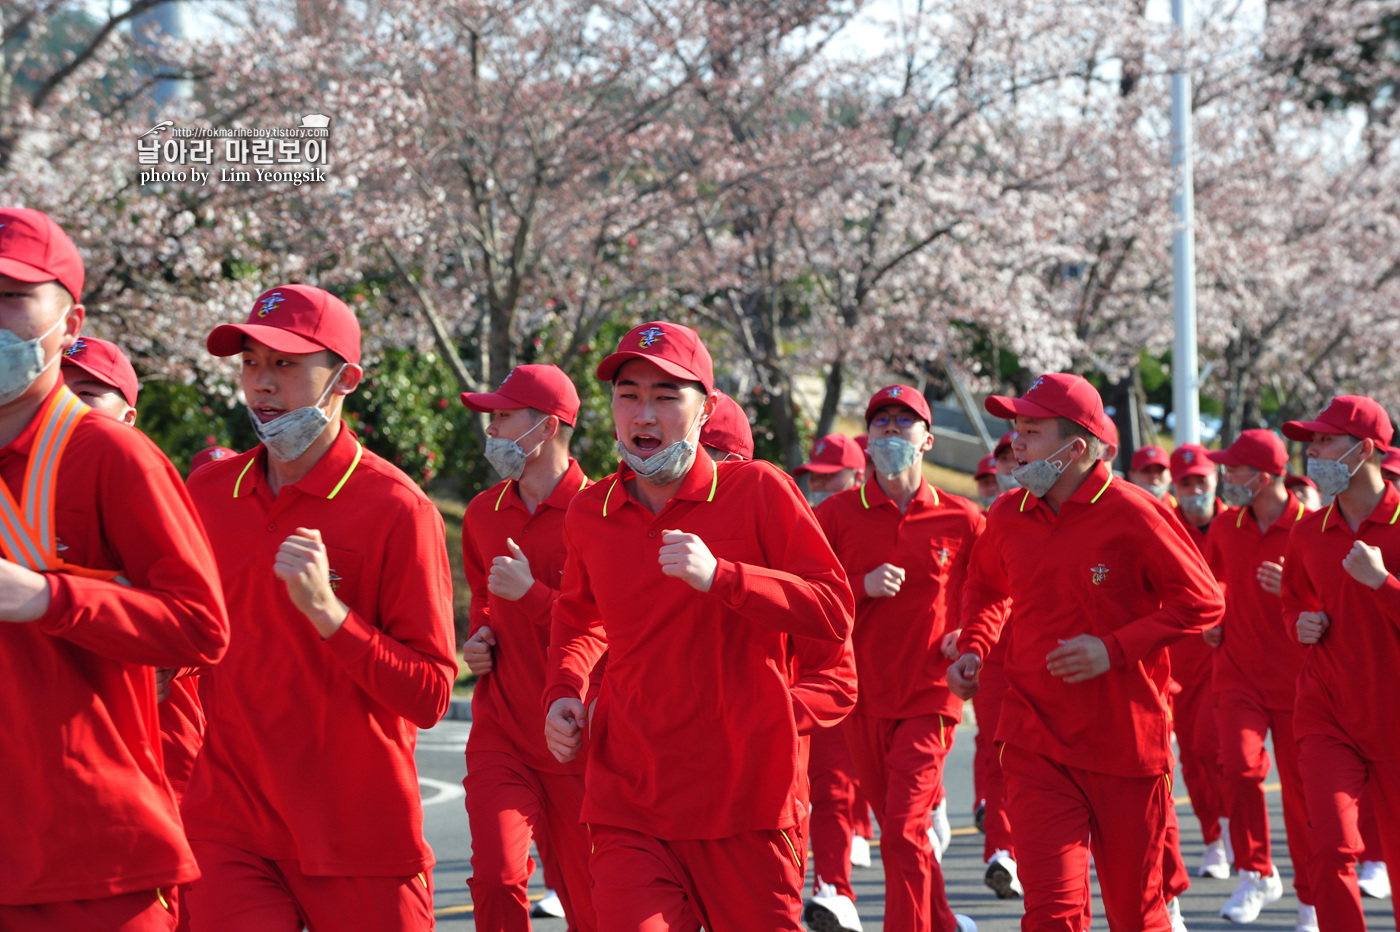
[816,356,845,440]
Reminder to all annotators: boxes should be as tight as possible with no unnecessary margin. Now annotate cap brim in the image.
[1280,419,1335,442]
[1205,449,1244,467]
[794,462,848,476]
[985,395,1061,421]
[207,323,328,357]
[460,390,529,414]
[596,351,709,389]
[0,257,58,285]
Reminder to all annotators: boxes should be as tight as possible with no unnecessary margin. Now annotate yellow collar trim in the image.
[1089,474,1113,503]
[494,479,512,512]
[233,458,256,498]
[326,443,363,500]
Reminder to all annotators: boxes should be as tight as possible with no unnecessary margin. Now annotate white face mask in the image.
[1307,440,1364,497]
[867,435,923,478]
[995,472,1020,493]
[1218,475,1259,509]
[485,416,548,481]
[248,364,347,462]
[617,405,706,486]
[1177,490,1215,519]
[1010,438,1082,499]
[0,313,67,406]
[1134,479,1171,500]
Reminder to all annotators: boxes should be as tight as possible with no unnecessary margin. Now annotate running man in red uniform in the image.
[1200,429,1316,929]
[0,207,230,932]
[1280,396,1400,932]
[181,285,458,931]
[949,372,1225,932]
[543,320,856,931]
[809,385,982,932]
[460,364,597,932]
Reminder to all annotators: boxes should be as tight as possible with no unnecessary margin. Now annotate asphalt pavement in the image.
[415,715,1396,931]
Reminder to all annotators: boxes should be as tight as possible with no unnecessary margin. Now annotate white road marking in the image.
[420,776,465,806]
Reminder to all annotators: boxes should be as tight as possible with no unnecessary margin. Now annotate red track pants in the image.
[465,751,595,932]
[972,663,1015,861]
[1297,731,1400,932]
[588,822,807,931]
[1002,743,1173,932]
[0,889,177,932]
[847,712,959,932]
[1173,675,1226,846]
[1215,690,1314,903]
[809,721,861,899]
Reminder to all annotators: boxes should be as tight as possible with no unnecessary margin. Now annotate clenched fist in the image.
[273,528,348,638]
[658,530,718,592]
[864,563,906,598]
[488,538,534,601]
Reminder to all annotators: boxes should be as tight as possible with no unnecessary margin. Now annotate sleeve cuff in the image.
[1102,632,1128,669]
[544,684,582,710]
[518,580,556,621]
[709,558,742,606]
[35,574,75,635]
[1374,574,1400,612]
[324,609,375,663]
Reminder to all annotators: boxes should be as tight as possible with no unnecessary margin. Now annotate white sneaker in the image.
[531,888,566,919]
[1358,860,1391,899]
[1199,838,1233,879]
[985,849,1024,899]
[803,880,863,932]
[1219,868,1284,923]
[849,835,872,868]
[1295,904,1319,932]
[1168,897,1189,932]
[955,915,978,932]
[928,798,951,859]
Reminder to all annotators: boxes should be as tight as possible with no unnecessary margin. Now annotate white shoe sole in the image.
[985,861,1022,899]
[804,900,861,932]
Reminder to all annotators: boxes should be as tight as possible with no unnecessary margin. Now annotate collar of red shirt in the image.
[232,421,364,500]
[1232,493,1305,533]
[1013,459,1114,514]
[599,446,719,517]
[1318,481,1400,532]
[858,474,938,510]
[1,383,65,458]
[493,458,588,513]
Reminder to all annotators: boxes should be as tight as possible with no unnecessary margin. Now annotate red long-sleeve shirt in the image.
[1203,496,1307,710]
[0,387,229,905]
[464,460,591,774]
[1281,483,1400,760]
[1167,501,1229,689]
[182,424,458,875]
[958,462,1225,777]
[545,451,855,839]
[816,478,983,720]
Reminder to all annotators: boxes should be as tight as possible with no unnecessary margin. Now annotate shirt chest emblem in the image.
[935,547,952,568]
[1091,563,1109,585]
[328,569,343,591]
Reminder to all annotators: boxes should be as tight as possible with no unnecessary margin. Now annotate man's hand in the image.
[658,530,718,593]
[1256,560,1284,596]
[1342,541,1388,590]
[864,564,906,599]
[487,538,534,601]
[940,629,962,660]
[463,626,496,676]
[947,652,983,699]
[1202,624,1224,648]
[1296,611,1330,645]
[0,558,51,623]
[545,697,587,763]
[1045,635,1111,683]
[273,528,349,638]
[155,668,176,703]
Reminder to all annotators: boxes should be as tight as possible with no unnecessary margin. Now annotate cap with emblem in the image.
[794,434,865,477]
[1130,446,1170,473]
[461,364,581,427]
[984,373,1114,444]
[975,453,996,480]
[1282,396,1394,450]
[0,207,84,302]
[61,336,138,406]
[190,446,237,475]
[206,284,361,365]
[994,431,1016,457]
[864,385,932,427]
[596,321,713,393]
[1171,443,1217,479]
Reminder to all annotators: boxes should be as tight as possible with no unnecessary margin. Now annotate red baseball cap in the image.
[61,336,139,406]
[855,434,869,454]
[794,434,865,476]
[461,364,581,427]
[207,285,361,365]
[1208,430,1288,475]
[1130,445,1170,473]
[1282,396,1394,449]
[1170,443,1215,479]
[190,446,237,474]
[1383,447,1400,478]
[699,391,754,460]
[0,207,84,301]
[596,321,714,392]
[1284,474,1317,494]
[975,453,996,479]
[985,373,1113,443]
[994,431,1016,456]
[865,385,932,426]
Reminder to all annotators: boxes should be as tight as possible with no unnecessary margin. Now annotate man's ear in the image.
[335,364,364,394]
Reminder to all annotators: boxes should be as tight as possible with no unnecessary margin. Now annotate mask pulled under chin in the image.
[1010,439,1080,499]
[617,407,706,487]
[485,417,548,481]
[249,364,346,462]
[0,314,68,407]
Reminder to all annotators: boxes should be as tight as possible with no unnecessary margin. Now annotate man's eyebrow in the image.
[616,378,684,391]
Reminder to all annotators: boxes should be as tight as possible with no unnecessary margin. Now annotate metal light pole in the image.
[1171,0,1200,445]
